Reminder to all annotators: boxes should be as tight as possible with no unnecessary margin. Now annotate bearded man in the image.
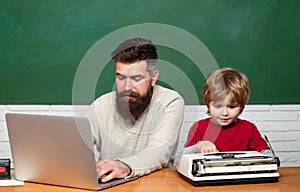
[83,37,184,182]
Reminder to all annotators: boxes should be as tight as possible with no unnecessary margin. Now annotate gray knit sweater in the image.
[83,85,184,177]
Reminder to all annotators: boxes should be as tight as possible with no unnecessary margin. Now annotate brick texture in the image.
[1,104,299,167]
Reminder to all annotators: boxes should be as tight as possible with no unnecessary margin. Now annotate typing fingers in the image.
[100,171,117,183]
[96,159,112,180]
[197,141,218,153]
[96,159,131,182]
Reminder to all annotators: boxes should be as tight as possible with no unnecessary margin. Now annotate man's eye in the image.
[132,76,143,82]
[117,75,126,80]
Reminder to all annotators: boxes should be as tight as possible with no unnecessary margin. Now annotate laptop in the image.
[5,113,137,190]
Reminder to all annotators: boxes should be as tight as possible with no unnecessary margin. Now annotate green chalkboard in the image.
[1,0,299,104]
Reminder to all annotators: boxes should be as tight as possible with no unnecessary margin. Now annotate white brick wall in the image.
[1,105,299,166]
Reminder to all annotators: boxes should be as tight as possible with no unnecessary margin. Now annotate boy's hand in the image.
[196,141,218,153]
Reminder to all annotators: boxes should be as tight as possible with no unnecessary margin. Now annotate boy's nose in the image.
[221,107,229,116]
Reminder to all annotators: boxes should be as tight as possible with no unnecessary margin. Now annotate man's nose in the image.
[124,79,134,91]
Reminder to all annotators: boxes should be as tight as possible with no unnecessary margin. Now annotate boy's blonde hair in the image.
[202,67,250,114]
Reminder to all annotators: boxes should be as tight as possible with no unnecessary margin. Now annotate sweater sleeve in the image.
[117,94,185,177]
[81,100,105,163]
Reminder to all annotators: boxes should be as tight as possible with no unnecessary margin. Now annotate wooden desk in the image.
[1,167,299,192]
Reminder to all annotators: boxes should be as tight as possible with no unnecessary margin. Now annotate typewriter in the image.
[176,151,280,186]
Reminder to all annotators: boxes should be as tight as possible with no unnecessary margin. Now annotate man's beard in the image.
[116,86,153,124]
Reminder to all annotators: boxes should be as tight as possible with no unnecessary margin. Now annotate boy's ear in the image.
[206,104,211,115]
[239,106,245,114]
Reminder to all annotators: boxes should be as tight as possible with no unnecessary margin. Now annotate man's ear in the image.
[151,70,159,86]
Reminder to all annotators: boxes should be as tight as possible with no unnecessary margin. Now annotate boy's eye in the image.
[213,104,221,108]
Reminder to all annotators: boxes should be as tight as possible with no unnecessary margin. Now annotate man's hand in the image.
[96,159,131,182]
[196,141,219,153]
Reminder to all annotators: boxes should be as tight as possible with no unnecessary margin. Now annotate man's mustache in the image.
[118,91,140,98]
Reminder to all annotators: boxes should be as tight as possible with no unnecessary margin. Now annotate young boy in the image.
[184,67,271,155]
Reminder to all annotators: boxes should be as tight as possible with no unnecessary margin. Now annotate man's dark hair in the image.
[111,37,158,74]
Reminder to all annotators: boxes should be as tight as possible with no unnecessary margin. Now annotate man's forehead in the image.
[116,61,148,74]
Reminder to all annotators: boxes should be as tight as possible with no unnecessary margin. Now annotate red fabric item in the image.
[185,118,269,152]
